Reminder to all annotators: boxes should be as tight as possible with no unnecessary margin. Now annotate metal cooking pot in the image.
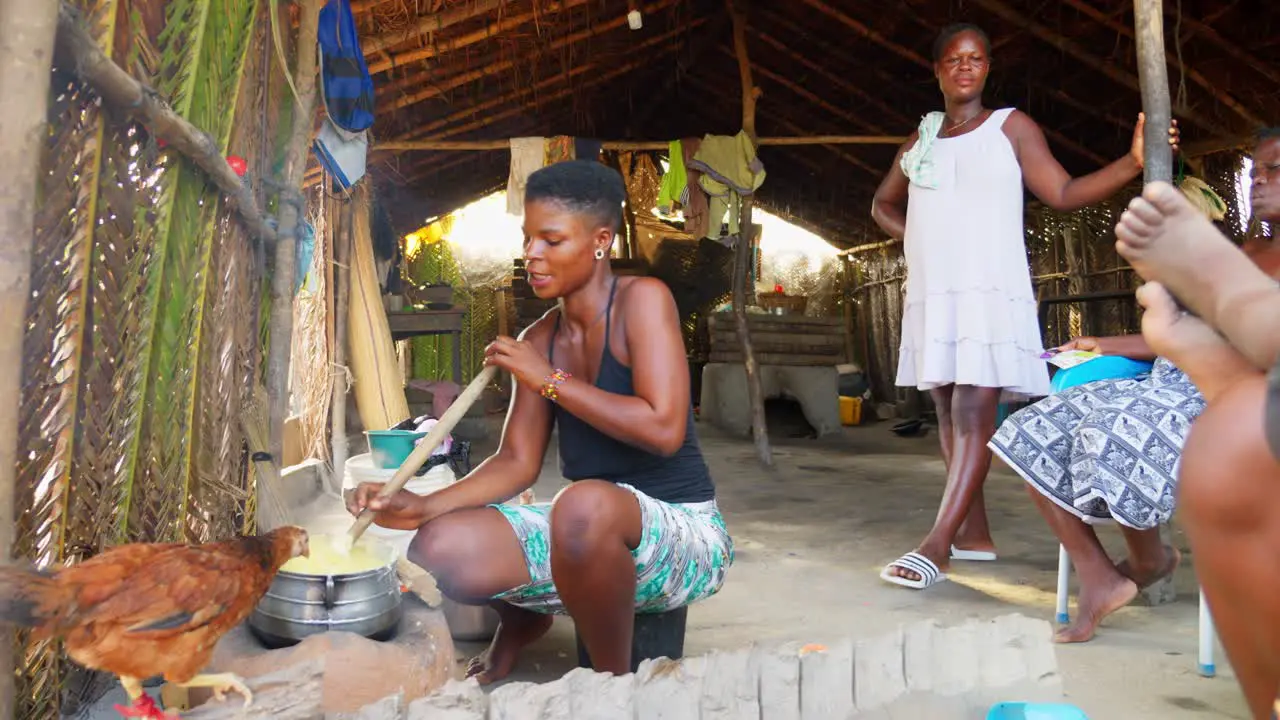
[249,539,403,649]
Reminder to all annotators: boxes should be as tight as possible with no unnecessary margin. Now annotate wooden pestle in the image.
[344,364,498,550]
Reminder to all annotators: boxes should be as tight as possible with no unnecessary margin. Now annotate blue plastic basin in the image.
[365,429,428,469]
[987,703,1090,720]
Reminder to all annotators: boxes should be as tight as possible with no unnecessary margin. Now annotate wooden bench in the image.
[574,606,689,673]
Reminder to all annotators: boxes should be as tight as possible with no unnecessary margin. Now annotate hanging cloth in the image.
[316,0,375,132]
[690,131,765,240]
[544,136,575,165]
[657,140,687,214]
[681,137,709,238]
[507,137,546,215]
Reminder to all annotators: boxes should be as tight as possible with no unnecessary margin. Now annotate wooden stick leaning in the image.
[344,364,498,551]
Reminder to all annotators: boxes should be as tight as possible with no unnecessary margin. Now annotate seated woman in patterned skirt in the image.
[989,241,1280,645]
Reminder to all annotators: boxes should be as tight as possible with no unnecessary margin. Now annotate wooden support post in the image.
[727,0,772,467]
[1133,0,1174,184]
[0,1,58,714]
[330,195,354,495]
[266,0,323,463]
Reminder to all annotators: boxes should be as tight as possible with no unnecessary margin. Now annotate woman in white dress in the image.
[869,23,1177,590]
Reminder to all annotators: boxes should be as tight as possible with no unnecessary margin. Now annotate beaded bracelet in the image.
[540,368,572,402]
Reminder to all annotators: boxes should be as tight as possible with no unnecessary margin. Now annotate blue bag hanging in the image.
[316,0,375,133]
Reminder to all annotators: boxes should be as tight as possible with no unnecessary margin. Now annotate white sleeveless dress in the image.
[896,108,1050,400]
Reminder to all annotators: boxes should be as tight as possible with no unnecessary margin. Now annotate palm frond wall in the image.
[14,0,276,714]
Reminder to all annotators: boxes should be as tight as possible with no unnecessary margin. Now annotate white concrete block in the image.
[799,639,855,720]
[757,644,802,720]
[488,677,563,720]
[562,669,633,720]
[926,619,980,697]
[699,648,761,720]
[633,656,705,720]
[405,678,486,720]
[1004,614,1059,687]
[900,619,942,694]
[332,693,403,720]
[854,625,906,711]
[879,692,964,719]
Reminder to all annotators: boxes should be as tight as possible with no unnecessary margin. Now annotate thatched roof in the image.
[329,0,1279,246]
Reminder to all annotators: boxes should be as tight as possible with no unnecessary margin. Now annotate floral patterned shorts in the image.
[489,483,733,615]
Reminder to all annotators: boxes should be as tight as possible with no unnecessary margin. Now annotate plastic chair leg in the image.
[1056,544,1071,624]
[1199,587,1216,677]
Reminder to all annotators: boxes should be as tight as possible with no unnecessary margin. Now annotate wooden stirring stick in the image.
[344,364,498,551]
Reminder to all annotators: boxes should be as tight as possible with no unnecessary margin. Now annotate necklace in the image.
[940,109,988,137]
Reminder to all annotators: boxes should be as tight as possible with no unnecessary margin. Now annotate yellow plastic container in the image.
[839,396,862,426]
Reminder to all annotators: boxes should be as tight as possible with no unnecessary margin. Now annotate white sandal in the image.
[950,545,997,562]
[880,551,948,590]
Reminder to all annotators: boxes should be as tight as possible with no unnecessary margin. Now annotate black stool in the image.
[575,605,688,673]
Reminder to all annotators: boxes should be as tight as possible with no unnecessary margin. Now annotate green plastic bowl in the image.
[365,429,428,469]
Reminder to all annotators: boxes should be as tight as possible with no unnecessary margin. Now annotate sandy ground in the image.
[452,417,1249,720]
[84,414,1249,719]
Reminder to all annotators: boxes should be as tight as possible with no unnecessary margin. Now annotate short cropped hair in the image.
[933,23,991,62]
[1256,127,1280,143]
[524,160,625,233]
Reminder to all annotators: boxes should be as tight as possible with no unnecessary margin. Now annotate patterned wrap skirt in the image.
[989,357,1205,529]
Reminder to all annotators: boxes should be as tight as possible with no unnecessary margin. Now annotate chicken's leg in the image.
[172,673,253,708]
[113,676,178,719]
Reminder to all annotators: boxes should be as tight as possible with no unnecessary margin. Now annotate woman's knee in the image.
[406,517,465,577]
[1179,376,1277,529]
[550,481,640,562]
[948,386,1000,432]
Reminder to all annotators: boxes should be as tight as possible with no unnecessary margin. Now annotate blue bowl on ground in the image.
[365,429,428,469]
[987,703,1090,720]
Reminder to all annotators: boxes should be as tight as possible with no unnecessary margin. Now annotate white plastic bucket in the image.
[344,453,455,559]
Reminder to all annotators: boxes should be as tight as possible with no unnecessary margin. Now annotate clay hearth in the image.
[193,595,454,715]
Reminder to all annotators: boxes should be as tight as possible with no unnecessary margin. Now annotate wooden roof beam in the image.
[381,0,681,112]
[1060,0,1265,128]
[392,16,702,142]
[686,71,884,179]
[794,0,930,69]
[748,27,912,129]
[307,39,683,185]
[1170,12,1280,89]
[366,0,594,77]
[714,45,897,141]
[967,0,1230,135]
[362,0,507,56]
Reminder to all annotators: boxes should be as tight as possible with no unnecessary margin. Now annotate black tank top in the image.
[548,278,715,504]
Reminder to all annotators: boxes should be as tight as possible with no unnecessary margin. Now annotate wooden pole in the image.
[266,0,323,463]
[727,0,772,467]
[1133,0,1174,184]
[330,195,353,495]
[0,0,57,714]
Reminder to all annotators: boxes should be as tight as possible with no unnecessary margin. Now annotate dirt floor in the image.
[83,411,1248,719]
[451,413,1249,720]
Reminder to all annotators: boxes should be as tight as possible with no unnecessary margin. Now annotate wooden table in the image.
[386,308,466,384]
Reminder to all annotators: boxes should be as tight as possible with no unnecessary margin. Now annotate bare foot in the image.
[1055,573,1139,643]
[1116,545,1181,588]
[465,610,553,685]
[1137,282,1254,401]
[1115,182,1246,318]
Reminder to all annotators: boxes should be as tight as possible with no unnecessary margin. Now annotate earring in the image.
[594,248,606,260]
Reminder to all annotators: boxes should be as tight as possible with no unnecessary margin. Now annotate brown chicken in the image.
[0,525,309,719]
